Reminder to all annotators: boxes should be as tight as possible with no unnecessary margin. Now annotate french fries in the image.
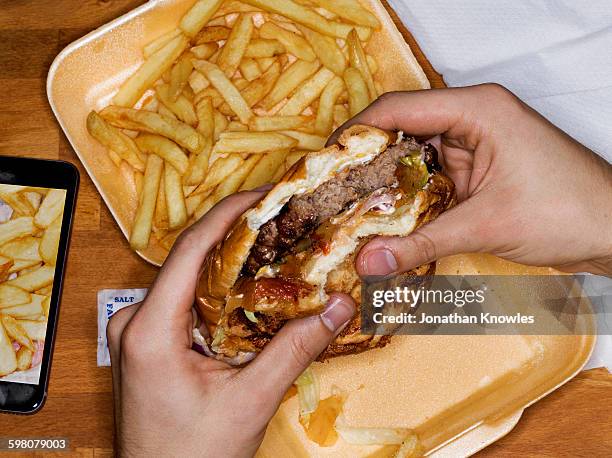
[240,150,287,191]
[297,25,346,76]
[130,154,164,250]
[259,21,316,62]
[214,132,297,154]
[263,60,320,110]
[164,164,188,229]
[0,320,17,376]
[0,217,35,246]
[0,184,65,380]
[87,111,146,171]
[113,33,189,107]
[86,0,384,256]
[280,67,335,115]
[101,106,205,154]
[156,83,198,126]
[344,67,369,116]
[135,134,190,175]
[179,0,224,37]
[249,115,311,131]
[193,60,253,124]
[311,0,380,29]
[347,29,377,100]
[315,76,345,135]
[244,39,285,58]
[217,13,254,77]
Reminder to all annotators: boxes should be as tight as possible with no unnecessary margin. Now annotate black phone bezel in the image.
[0,156,79,414]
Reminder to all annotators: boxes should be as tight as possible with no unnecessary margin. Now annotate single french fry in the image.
[168,52,194,101]
[0,217,35,246]
[333,104,349,125]
[214,132,297,154]
[280,130,326,151]
[134,171,144,200]
[315,76,345,135]
[179,0,224,37]
[192,60,253,124]
[280,67,335,115]
[240,150,287,190]
[154,172,168,230]
[156,84,198,126]
[244,38,285,58]
[259,21,316,61]
[213,155,260,200]
[297,25,346,76]
[366,54,378,75]
[0,237,41,263]
[249,115,310,131]
[194,25,231,44]
[188,70,210,94]
[213,110,228,140]
[191,42,219,60]
[344,67,369,116]
[239,58,262,81]
[7,265,55,292]
[130,154,164,250]
[164,164,188,229]
[217,13,254,77]
[0,319,17,376]
[101,106,205,154]
[135,134,189,175]
[113,34,189,107]
[143,28,182,58]
[311,0,380,28]
[16,347,33,371]
[262,60,321,111]
[39,216,62,266]
[87,111,145,171]
[347,29,377,100]
[196,97,215,139]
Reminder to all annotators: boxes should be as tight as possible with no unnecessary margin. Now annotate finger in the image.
[356,198,488,275]
[143,190,267,320]
[237,293,356,415]
[106,302,142,432]
[327,85,499,147]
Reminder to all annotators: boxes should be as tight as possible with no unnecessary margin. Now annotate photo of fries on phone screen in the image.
[0,185,66,383]
[86,0,382,261]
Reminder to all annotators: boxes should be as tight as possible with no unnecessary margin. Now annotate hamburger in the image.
[195,125,455,364]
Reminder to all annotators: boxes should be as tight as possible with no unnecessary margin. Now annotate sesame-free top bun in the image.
[195,125,455,364]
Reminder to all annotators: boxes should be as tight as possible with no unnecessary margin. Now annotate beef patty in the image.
[244,137,432,275]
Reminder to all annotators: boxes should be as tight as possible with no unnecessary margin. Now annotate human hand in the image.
[332,84,612,276]
[106,191,355,457]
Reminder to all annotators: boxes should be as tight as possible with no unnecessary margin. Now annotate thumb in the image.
[356,201,484,275]
[237,293,355,412]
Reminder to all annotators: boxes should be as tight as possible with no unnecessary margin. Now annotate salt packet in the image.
[97,288,148,366]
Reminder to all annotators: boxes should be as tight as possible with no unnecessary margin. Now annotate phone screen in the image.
[0,185,67,385]
[0,157,78,413]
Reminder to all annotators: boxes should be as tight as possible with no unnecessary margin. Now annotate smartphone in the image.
[0,156,78,414]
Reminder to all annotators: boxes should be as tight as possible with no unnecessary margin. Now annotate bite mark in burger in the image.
[196,125,456,365]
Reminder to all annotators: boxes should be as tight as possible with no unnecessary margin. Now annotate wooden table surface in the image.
[0,1,610,456]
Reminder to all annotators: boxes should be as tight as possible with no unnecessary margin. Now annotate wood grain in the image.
[0,1,609,456]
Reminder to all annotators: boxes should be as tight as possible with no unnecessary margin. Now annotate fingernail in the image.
[320,295,355,332]
[362,248,398,276]
[253,183,274,192]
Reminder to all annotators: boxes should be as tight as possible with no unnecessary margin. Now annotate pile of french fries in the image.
[87,0,382,255]
[0,185,65,378]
